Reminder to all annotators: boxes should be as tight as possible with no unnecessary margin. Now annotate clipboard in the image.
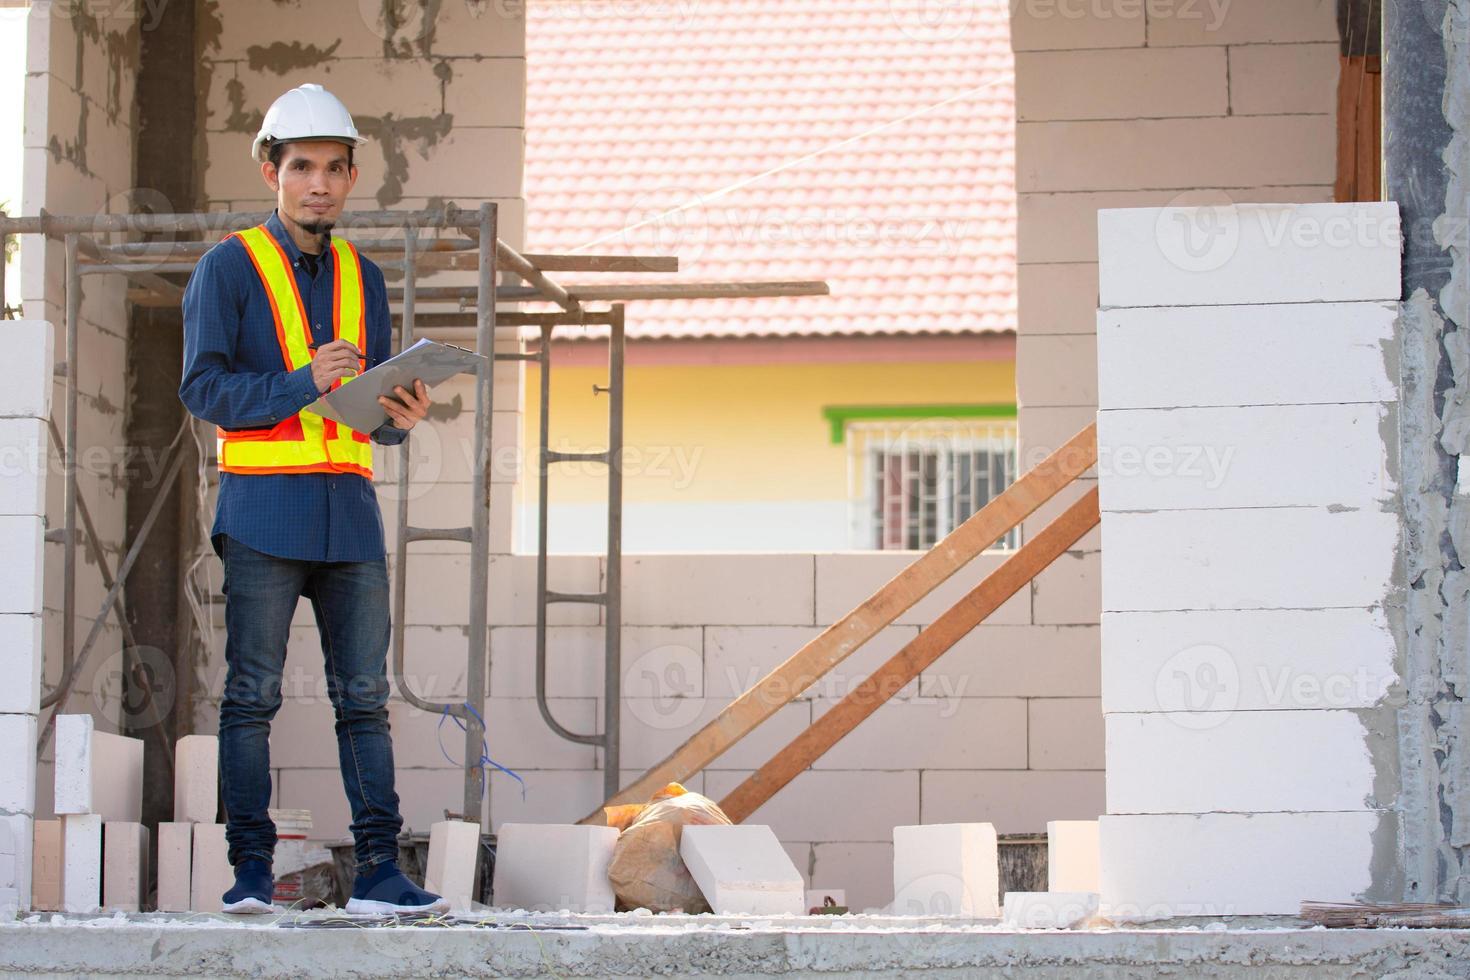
[303,338,487,433]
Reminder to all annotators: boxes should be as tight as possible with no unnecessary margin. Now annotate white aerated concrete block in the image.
[0,418,46,517]
[31,819,60,911]
[491,824,617,913]
[54,715,144,821]
[1097,203,1401,309]
[1106,710,1377,814]
[173,734,218,824]
[103,822,149,912]
[0,615,43,714]
[190,823,231,914]
[1097,403,1394,512]
[1096,302,1398,410]
[425,820,480,910]
[892,823,999,918]
[1101,608,1396,714]
[680,825,805,917]
[0,517,43,614]
[0,713,37,815]
[1101,508,1398,612]
[1003,891,1099,929]
[1047,821,1100,894]
[156,822,193,912]
[1100,812,1384,916]
[0,814,32,913]
[60,813,102,913]
[0,321,53,419]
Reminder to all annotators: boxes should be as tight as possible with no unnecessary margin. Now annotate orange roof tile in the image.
[524,0,1016,340]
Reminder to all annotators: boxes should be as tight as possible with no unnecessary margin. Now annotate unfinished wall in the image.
[206,548,1103,912]
[1009,0,1340,546]
[1095,201,1403,915]
[1002,0,1342,874]
[181,4,1098,915]
[23,0,142,815]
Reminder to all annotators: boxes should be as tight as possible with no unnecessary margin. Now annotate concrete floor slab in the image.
[2,912,1469,977]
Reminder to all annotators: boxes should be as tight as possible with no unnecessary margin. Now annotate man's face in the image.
[262,140,358,236]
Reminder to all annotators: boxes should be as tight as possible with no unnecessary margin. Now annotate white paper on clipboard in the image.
[303,338,486,433]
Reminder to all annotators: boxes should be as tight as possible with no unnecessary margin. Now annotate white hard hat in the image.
[251,83,368,163]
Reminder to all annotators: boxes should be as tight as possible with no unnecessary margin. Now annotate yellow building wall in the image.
[524,356,1018,506]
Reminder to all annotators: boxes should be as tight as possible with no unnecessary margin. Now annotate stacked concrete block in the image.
[102,823,149,912]
[190,823,231,914]
[892,823,999,918]
[31,819,61,911]
[173,735,219,824]
[155,823,193,913]
[0,815,31,910]
[680,825,805,916]
[60,813,102,913]
[1046,821,1100,894]
[1095,202,1402,916]
[0,321,52,914]
[1002,891,1099,929]
[491,824,617,913]
[425,820,481,910]
[54,715,145,822]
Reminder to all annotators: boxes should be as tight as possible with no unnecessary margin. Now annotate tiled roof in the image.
[524,0,1016,339]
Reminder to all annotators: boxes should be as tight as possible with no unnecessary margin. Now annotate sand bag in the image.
[605,783,732,912]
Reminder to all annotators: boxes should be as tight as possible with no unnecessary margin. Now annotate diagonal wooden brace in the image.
[719,486,1101,823]
[582,423,1097,819]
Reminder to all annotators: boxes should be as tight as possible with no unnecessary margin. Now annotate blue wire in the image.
[437,703,528,801]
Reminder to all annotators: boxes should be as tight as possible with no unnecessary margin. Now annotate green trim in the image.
[822,403,1018,444]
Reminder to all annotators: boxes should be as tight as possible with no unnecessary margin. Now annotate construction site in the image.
[2,0,1469,975]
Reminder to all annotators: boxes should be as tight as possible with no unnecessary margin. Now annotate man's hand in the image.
[310,339,362,393]
[379,379,430,431]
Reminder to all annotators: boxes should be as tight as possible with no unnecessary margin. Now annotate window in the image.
[846,418,1018,551]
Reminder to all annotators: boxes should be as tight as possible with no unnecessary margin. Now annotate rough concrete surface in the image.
[2,914,1470,978]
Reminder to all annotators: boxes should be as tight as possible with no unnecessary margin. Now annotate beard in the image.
[298,215,335,236]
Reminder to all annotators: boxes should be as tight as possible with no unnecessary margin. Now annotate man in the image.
[180,83,445,914]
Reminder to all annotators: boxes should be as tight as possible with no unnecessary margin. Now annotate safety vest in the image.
[216,225,374,478]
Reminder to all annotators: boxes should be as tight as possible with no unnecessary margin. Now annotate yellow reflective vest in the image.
[216,225,374,478]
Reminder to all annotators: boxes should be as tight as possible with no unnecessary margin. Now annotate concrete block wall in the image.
[0,320,53,910]
[1095,201,1403,916]
[22,0,140,820]
[179,2,1101,915]
[245,546,1106,913]
[1009,0,1340,630]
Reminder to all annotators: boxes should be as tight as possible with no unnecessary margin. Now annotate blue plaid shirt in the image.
[179,209,408,563]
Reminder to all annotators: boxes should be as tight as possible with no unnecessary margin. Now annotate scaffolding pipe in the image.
[463,202,498,823]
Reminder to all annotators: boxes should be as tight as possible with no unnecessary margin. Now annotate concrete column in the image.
[1384,0,1470,904]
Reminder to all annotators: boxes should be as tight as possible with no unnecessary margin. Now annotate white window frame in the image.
[846,418,1019,552]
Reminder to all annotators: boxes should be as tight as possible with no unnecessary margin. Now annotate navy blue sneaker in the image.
[344,861,449,915]
[221,858,275,914]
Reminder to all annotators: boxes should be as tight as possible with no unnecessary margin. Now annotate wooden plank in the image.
[719,486,1101,824]
[1335,55,1382,203]
[582,423,1098,819]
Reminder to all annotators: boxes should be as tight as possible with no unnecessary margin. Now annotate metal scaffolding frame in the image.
[2,202,828,826]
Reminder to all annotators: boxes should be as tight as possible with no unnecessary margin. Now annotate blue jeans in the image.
[217,535,403,873]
